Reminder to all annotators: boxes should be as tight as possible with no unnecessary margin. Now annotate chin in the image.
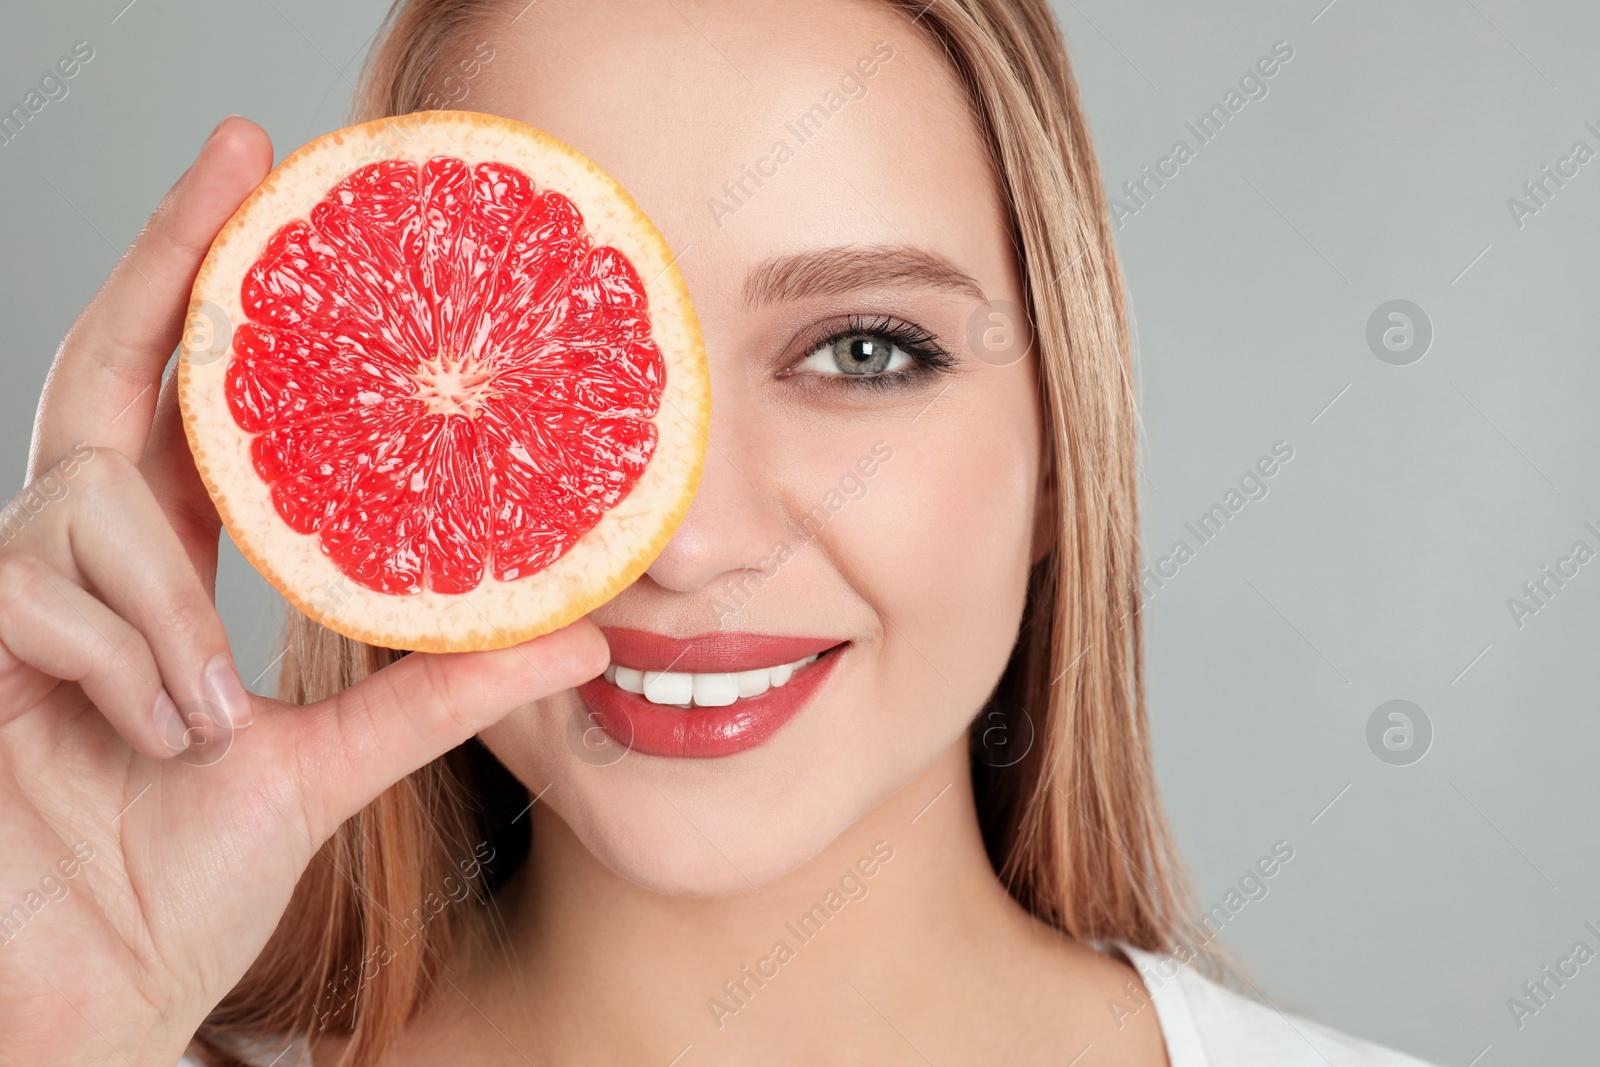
[478,660,960,898]
[556,790,848,898]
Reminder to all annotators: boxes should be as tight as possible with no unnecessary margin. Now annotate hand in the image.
[0,116,608,1067]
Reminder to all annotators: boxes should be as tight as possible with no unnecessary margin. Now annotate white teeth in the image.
[691,673,739,707]
[735,668,771,698]
[611,651,829,708]
[614,666,645,695]
[642,670,693,705]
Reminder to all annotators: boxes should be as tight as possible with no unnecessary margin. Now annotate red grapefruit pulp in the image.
[180,112,709,652]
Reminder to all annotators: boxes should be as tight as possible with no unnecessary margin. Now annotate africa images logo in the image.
[705,41,896,227]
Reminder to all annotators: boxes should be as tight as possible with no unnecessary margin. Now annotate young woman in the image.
[0,0,1439,1064]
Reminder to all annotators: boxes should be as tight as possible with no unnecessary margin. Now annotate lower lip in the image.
[576,649,843,759]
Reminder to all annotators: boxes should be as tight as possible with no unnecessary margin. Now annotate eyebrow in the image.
[742,244,987,308]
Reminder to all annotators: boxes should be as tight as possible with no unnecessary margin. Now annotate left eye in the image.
[795,333,915,378]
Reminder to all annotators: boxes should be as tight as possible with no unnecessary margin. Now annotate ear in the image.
[1029,438,1057,566]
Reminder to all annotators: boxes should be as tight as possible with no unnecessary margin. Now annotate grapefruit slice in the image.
[179,111,708,653]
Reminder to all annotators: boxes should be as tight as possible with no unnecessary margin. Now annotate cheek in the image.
[476,691,585,800]
[822,376,1040,707]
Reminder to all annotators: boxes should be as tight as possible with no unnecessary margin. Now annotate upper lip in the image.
[600,628,844,673]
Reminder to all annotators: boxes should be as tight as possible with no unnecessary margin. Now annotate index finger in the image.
[28,116,273,481]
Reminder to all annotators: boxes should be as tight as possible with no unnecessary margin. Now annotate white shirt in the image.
[180,944,1439,1066]
[1117,945,1439,1065]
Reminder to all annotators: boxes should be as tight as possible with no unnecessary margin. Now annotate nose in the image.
[644,399,787,596]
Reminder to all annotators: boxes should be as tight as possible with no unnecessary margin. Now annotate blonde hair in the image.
[192,1,1193,1063]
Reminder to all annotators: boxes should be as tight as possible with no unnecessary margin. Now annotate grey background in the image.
[3,1,1596,1063]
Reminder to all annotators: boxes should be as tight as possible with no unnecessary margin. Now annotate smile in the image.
[601,652,823,708]
[576,629,846,758]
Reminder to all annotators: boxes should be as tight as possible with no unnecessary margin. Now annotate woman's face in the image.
[477,0,1045,894]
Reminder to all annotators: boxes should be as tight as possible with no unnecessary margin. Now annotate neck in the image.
[471,739,1029,1061]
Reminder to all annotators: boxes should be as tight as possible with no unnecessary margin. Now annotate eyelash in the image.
[791,314,957,391]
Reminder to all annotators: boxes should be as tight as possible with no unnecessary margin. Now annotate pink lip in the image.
[599,628,842,673]
[576,634,846,759]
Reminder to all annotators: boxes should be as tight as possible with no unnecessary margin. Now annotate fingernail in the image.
[154,690,190,755]
[203,654,253,729]
[201,114,237,150]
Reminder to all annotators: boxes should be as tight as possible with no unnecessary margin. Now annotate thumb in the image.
[289,618,609,840]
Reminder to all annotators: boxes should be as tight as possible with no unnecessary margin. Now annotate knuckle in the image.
[70,445,137,494]
[69,296,168,391]
[45,440,100,478]
[0,553,49,608]
[0,451,102,544]
[156,590,216,644]
[88,616,149,678]
[415,654,479,735]
[350,654,472,747]
[65,450,155,533]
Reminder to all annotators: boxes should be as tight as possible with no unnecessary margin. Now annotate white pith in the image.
[178,111,709,653]
[603,653,823,709]
[410,350,495,418]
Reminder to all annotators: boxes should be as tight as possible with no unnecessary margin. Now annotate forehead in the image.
[470,0,1013,298]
